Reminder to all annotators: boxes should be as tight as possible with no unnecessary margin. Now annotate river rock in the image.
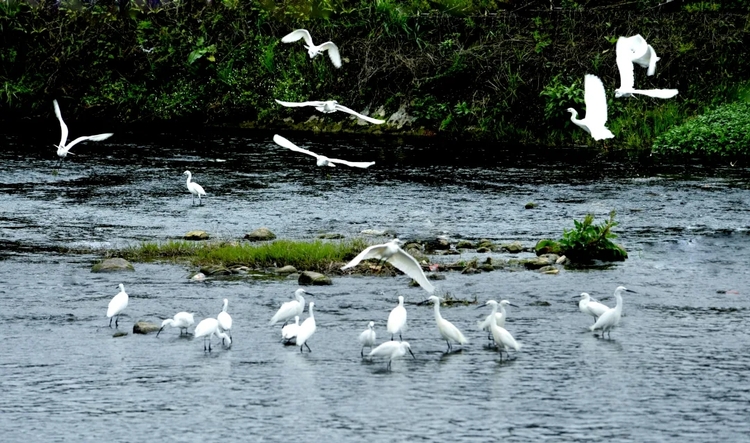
[244,227,276,241]
[525,202,537,209]
[539,265,559,274]
[184,230,209,240]
[523,254,560,269]
[133,321,160,334]
[113,331,128,338]
[275,265,298,275]
[318,233,345,239]
[476,247,492,253]
[424,238,451,251]
[476,239,495,250]
[298,271,332,285]
[200,265,231,276]
[501,241,524,253]
[455,240,475,249]
[91,258,135,273]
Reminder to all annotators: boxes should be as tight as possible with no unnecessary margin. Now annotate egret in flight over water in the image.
[567,74,615,141]
[387,296,408,341]
[615,36,678,99]
[281,29,341,68]
[359,321,377,357]
[218,298,232,345]
[53,99,113,167]
[194,317,231,352]
[107,283,129,328]
[427,295,468,352]
[341,239,435,293]
[369,341,415,371]
[273,135,375,169]
[577,292,609,325]
[590,286,637,338]
[183,171,206,206]
[157,311,195,337]
[275,99,385,124]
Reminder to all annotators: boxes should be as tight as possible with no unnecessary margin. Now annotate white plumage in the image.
[615,35,678,99]
[590,286,635,338]
[183,171,206,206]
[281,29,341,68]
[359,321,377,357]
[275,99,385,124]
[368,341,415,370]
[157,311,195,337]
[106,283,129,328]
[296,302,317,353]
[578,292,609,325]
[387,296,407,341]
[341,239,435,293]
[273,134,375,169]
[217,298,232,345]
[270,288,308,326]
[53,99,113,162]
[567,74,615,141]
[489,321,521,359]
[194,317,231,352]
[428,295,468,352]
[281,316,300,343]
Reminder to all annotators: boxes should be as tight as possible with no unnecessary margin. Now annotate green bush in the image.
[535,211,627,262]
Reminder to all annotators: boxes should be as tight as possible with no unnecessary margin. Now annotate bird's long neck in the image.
[185,173,192,185]
[614,291,623,314]
[568,110,580,124]
[433,300,442,320]
[309,304,315,319]
[222,300,228,312]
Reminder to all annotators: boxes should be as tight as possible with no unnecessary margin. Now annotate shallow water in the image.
[1,128,749,442]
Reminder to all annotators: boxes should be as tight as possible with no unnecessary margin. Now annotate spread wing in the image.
[341,243,389,270]
[318,41,342,68]
[387,248,435,294]
[273,134,321,160]
[275,99,325,108]
[632,89,679,99]
[583,74,609,127]
[615,37,636,91]
[281,29,313,46]
[53,99,68,148]
[333,104,385,124]
[328,158,376,169]
[65,133,114,151]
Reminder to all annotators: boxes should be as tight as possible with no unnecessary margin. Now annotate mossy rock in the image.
[275,265,298,275]
[501,241,524,253]
[133,321,160,334]
[92,258,135,273]
[184,230,209,240]
[298,271,332,285]
[525,202,537,209]
[455,240,475,249]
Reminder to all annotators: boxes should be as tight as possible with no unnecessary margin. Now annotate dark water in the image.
[1,128,749,442]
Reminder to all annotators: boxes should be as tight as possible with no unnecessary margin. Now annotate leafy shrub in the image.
[535,211,628,262]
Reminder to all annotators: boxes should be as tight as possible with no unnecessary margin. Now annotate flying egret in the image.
[157,311,195,337]
[577,292,609,325]
[52,99,113,167]
[567,74,615,141]
[359,321,377,357]
[270,288,311,327]
[427,295,468,352]
[273,134,375,169]
[281,29,341,68]
[275,99,385,124]
[590,286,637,338]
[341,239,435,294]
[218,298,232,345]
[296,302,317,353]
[615,36,678,99]
[477,300,515,340]
[194,317,231,352]
[107,283,129,328]
[368,341,415,371]
[183,171,206,206]
[489,321,521,360]
[281,316,300,344]
[387,296,407,341]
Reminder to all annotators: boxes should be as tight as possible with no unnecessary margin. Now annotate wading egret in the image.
[567,75,615,141]
[341,239,435,294]
[387,296,407,341]
[489,321,521,360]
[281,29,341,68]
[218,298,232,345]
[183,171,206,206]
[194,317,231,352]
[107,283,129,328]
[270,288,311,326]
[369,341,415,371]
[577,292,609,325]
[296,302,317,353]
[281,316,300,344]
[428,295,468,352]
[615,36,678,99]
[359,321,377,357]
[53,99,113,166]
[590,286,637,338]
[273,134,375,169]
[157,311,195,337]
[477,300,515,340]
[275,99,385,124]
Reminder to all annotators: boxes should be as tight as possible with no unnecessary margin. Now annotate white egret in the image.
[615,36,678,99]
[590,286,637,338]
[275,99,385,124]
[341,239,435,294]
[273,134,375,169]
[387,296,407,341]
[359,321,377,357]
[477,300,515,340]
[489,321,521,360]
[157,311,195,337]
[281,316,300,344]
[577,292,609,325]
[218,298,232,345]
[183,171,206,206]
[296,302,317,353]
[269,288,311,326]
[107,283,129,328]
[427,295,468,352]
[368,341,415,370]
[194,317,231,352]
[281,29,341,68]
[52,99,113,166]
[567,74,615,141]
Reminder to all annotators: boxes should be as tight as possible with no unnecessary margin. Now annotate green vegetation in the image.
[535,211,628,262]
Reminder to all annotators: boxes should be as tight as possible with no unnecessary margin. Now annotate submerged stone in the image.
[91,258,134,273]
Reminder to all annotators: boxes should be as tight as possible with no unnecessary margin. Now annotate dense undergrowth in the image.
[1,0,749,156]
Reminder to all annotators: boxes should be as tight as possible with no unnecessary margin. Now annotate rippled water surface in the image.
[1,128,750,442]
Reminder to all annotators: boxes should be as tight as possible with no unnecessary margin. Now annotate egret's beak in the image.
[416,299,430,306]
[408,348,415,359]
[474,304,488,310]
[508,303,519,308]
[625,288,637,293]
[156,326,164,337]
[571,294,581,299]
[306,292,316,297]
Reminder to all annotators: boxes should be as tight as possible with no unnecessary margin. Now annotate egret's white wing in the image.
[328,158,376,169]
[632,89,679,99]
[270,300,301,325]
[586,300,610,317]
[318,41,341,68]
[341,243,388,270]
[188,182,206,196]
[632,44,660,76]
[333,104,385,124]
[53,99,68,148]
[64,133,114,152]
[387,249,435,294]
[273,134,322,160]
[275,99,325,108]
[369,341,400,358]
[583,74,609,127]
[615,37,636,91]
[281,29,313,46]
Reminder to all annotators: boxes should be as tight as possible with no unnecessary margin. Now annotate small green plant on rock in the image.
[535,211,628,262]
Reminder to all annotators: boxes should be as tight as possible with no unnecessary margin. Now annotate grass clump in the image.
[535,211,628,262]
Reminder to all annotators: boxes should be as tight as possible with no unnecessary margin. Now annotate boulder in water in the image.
[133,321,160,334]
[184,230,209,240]
[298,271,332,285]
[91,258,134,273]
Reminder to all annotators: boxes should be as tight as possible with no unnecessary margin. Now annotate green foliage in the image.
[536,211,628,262]
[540,75,582,124]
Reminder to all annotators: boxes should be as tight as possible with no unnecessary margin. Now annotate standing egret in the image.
[270,288,311,326]
[615,36,678,99]
[281,29,341,68]
[183,171,206,206]
[387,296,407,341]
[296,302,317,353]
[359,321,377,357]
[273,134,375,169]
[577,292,609,325]
[107,283,129,328]
[341,239,435,294]
[157,311,195,337]
[567,74,615,141]
[590,286,637,338]
[194,317,231,352]
[368,341,415,371]
[275,99,385,124]
[477,300,515,340]
[489,321,521,360]
[427,295,468,352]
[52,99,114,167]
[281,316,300,344]
[218,298,232,345]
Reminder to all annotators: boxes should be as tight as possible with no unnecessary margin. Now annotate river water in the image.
[1,127,749,442]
